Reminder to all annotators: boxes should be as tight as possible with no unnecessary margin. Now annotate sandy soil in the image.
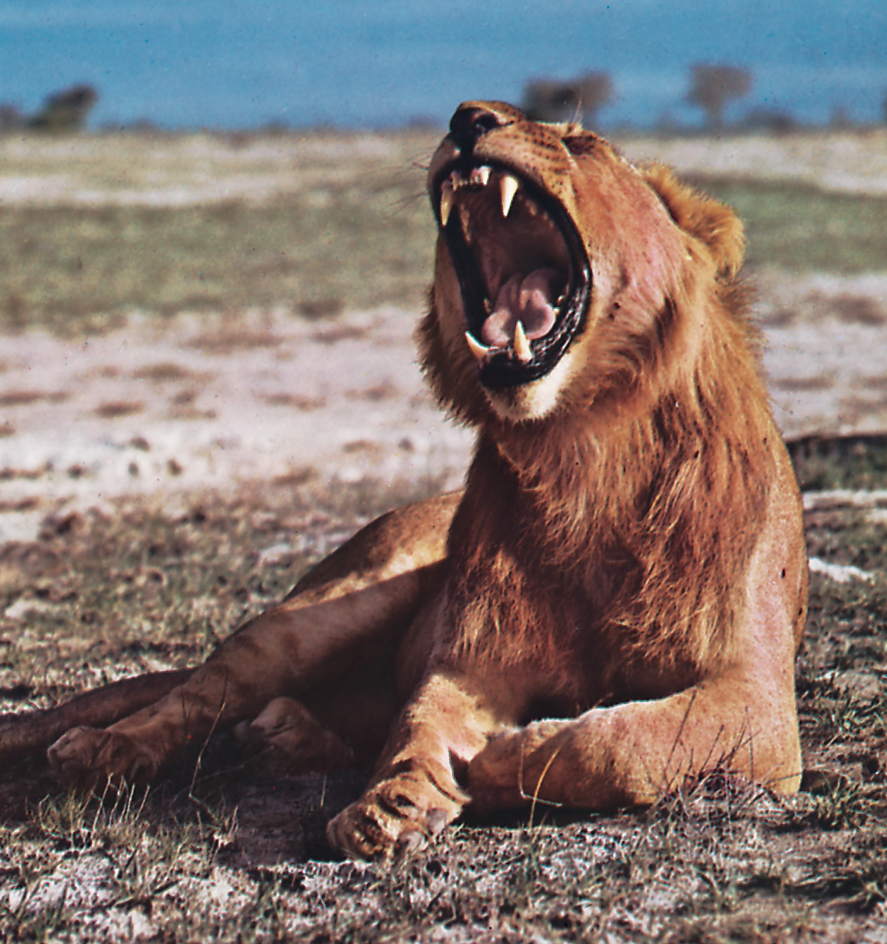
[1,269,886,549]
[0,131,435,207]
[619,127,887,195]
[3,128,887,207]
[0,306,469,544]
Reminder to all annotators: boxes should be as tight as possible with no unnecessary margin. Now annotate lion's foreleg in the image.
[466,678,802,813]
[47,492,462,789]
[326,666,511,860]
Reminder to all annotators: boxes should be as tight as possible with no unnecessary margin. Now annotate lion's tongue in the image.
[480,269,558,348]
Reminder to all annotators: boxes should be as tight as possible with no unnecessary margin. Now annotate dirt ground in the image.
[0,305,469,546]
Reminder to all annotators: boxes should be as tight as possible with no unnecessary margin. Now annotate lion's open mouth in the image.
[433,163,591,389]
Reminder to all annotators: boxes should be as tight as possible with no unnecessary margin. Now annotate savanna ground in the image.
[0,127,886,942]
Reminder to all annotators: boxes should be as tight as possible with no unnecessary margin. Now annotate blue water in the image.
[1,0,886,130]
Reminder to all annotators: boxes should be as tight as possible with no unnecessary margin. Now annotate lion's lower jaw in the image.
[484,351,577,423]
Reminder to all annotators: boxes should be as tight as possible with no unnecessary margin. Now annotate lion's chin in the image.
[483,349,577,423]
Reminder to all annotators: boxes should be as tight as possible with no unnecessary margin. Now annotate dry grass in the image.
[0,444,883,941]
[0,193,436,335]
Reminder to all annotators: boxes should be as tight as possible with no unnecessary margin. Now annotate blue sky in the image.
[1,0,886,129]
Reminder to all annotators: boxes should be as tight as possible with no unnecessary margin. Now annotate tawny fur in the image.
[0,103,807,864]
[418,141,799,683]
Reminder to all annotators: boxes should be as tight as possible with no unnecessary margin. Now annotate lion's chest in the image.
[447,564,700,713]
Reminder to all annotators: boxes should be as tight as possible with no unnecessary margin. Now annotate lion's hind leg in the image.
[231,680,404,779]
[46,492,460,792]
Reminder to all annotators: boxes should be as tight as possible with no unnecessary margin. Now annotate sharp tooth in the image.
[440,183,454,227]
[465,332,489,362]
[500,174,518,217]
[475,165,491,187]
[513,321,532,363]
[483,298,492,314]
[459,203,471,236]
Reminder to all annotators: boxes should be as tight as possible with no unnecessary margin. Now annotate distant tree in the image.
[571,73,614,127]
[29,84,98,132]
[686,64,752,129]
[523,79,577,122]
[0,103,23,132]
[523,71,613,127]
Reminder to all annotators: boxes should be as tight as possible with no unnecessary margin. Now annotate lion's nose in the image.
[449,105,506,152]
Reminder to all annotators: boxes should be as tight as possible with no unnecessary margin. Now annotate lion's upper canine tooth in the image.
[513,320,532,363]
[440,183,454,227]
[500,174,519,217]
[465,332,490,362]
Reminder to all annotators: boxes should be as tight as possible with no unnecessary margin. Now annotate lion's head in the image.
[419,101,747,425]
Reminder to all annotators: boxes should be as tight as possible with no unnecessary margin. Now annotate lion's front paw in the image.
[326,769,466,861]
[47,727,161,790]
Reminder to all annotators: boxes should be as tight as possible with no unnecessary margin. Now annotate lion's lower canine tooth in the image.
[513,321,532,363]
[500,174,518,217]
[465,332,489,362]
[440,184,454,226]
[459,204,471,235]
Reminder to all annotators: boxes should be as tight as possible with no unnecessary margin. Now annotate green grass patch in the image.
[692,176,887,274]
[0,181,435,334]
[788,434,887,491]
[3,133,887,335]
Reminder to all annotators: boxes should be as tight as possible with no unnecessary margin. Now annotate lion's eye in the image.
[563,136,599,157]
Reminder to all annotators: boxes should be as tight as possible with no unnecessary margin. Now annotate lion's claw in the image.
[326,773,463,861]
[394,829,425,860]
[232,697,351,777]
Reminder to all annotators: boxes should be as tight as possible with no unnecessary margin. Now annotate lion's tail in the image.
[0,669,193,762]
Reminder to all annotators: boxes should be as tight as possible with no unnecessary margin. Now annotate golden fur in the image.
[0,102,807,861]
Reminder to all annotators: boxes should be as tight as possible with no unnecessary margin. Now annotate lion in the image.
[0,101,807,861]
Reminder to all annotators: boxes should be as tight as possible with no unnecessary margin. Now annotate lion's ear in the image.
[642,164,745,278]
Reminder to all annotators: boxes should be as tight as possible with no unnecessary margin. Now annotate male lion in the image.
[1,102,807,861]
